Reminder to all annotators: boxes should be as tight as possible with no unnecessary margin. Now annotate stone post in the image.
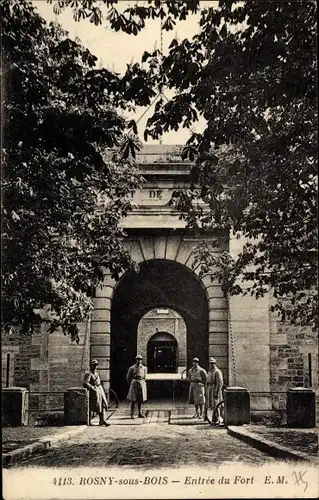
[64,387,89,425]
[224,387,250,426]
[287,387,316,428]
[2,387,29,426]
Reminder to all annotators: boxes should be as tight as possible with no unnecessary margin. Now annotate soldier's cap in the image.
[209,357,217,364]
[135,354,143,360]
[192,357,199,362]
[90,359,99,365]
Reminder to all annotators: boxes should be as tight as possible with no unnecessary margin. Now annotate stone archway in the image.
[90,232,229,399]
[110,259,209,399]
[137,308,187,374]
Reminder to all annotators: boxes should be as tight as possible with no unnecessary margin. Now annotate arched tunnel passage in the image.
[111,259,209,399]
[147,331,178,374]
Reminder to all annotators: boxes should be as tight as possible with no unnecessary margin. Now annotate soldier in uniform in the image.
[83,359,110,426]
[187,357,207,418]
[126,354,147,419]
[206,357,224,425]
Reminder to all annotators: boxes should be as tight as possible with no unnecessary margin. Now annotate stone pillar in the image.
[287,387,316,428]
[91,275,115,394]
[64,387,89,425]
[224,387,250,426]
[2,387,29,426]
[201,274,228,379]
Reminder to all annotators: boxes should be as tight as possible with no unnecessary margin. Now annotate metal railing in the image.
[206,391,289,426]
[250,391,287,411]
[26,388,120,425]
[27,392,65,426]
[24,388,289,425]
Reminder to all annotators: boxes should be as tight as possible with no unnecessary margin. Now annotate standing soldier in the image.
[206,357,224,425]
[83,359,110,427]
[188,357,207,418]
[126,354,147,419]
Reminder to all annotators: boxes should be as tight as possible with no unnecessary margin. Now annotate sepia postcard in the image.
[2,0,318,499]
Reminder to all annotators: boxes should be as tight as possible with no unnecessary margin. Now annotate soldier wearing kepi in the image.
[83,359,110,427]
[206,357,224,425]
[188,357,207,418]
[126,355,147,419]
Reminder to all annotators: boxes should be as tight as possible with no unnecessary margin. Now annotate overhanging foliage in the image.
[1,0,157,340]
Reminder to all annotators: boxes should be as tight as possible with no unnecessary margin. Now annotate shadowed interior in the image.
[111,259,208,399]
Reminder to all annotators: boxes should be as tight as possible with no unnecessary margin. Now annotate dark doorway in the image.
[147,333,177,373]
[111,258,208,399]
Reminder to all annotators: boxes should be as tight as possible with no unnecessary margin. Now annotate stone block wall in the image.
[270,308,318,413]
[1,321,90,395]
[2,327,29,390]
[228,292,272,410]
[228,234,272,410]
[44,322,89,393]
[229,234,318,414]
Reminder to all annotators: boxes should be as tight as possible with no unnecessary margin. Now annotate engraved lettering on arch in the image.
[149,190,163,199]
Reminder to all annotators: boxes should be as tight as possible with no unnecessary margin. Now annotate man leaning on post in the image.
[188,357,207,418]
[83,359,110,426]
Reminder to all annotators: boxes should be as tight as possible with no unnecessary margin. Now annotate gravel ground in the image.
[2,427,65,454]
[248,426,319,456]
[3,419,317,469]
[11,424,278,469]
